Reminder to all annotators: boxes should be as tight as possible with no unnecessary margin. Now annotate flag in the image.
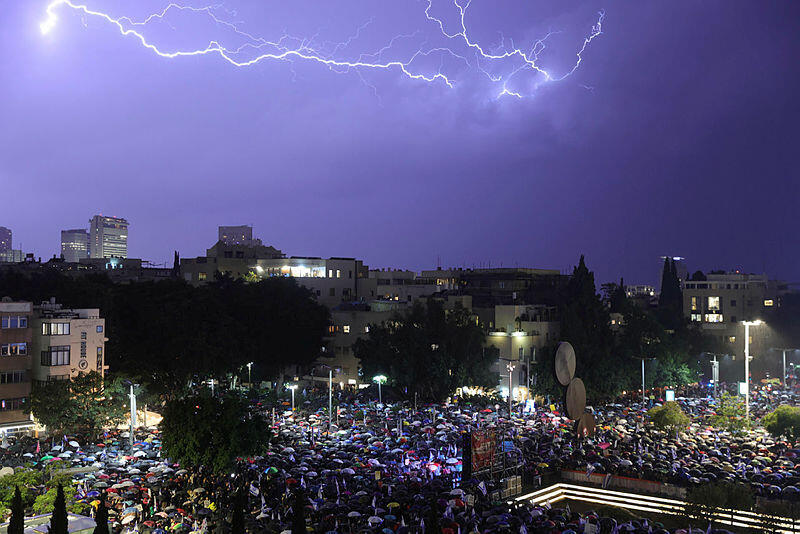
[477,481,487,496]
[519,524,527,534]
[249,484,260,497]
[586,463,596,478]
[36,440,40,454]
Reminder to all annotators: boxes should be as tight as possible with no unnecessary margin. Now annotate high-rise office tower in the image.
[61,229,89,262]
[218,225,261,246]
[89,215,128,259]
[0,227,11,253]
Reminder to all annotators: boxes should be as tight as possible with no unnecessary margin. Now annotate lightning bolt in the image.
[40,0,604,100]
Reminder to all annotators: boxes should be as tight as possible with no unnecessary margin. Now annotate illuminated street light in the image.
[742,320,763,421]
[373,375,387,405]
[286,383,298,412]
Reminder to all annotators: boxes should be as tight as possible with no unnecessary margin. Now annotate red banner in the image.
[471,429,496,472]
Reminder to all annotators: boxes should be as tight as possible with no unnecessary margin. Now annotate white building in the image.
[60,229,89,263]
[30,299,107,383]
[89,215,128,259]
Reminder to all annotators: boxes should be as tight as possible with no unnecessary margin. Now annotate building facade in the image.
[89,215,128,259]
[30,300,106,383]
[682,271,787,360]
[181,241,371,308]
[0,298,33,433]
[0,227,10,253]
[218,225,262,247]
[61,229,89,263]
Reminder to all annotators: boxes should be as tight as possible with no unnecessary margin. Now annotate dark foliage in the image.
[354,300,492,401]
[48,485,68,534]
[160,394,270,473]
[8,486,24,534]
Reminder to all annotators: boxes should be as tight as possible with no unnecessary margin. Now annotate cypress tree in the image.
[8,486,24,534]
[291,487,306,534]
[658,258,672,308]
[230,490,245,534]
[92,492,109,534]
[49,484,69,534]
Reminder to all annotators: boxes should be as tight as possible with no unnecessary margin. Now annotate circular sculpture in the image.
[554,342,576,387]
[565,377,586,420]
[575,413,595,438]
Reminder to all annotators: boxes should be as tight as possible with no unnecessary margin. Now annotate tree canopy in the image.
[0,270,330,399]
[28,371,128,438]
[160,394,270,473]
[647,401,690,433]
[763,405,800,441]
[354,300,493,402]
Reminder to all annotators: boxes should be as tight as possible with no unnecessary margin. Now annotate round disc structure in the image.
[555,342,576,386]
[565,377,586,420]
[575,413,596,438]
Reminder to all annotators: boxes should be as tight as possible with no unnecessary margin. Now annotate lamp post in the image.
[246,362,253,386]
[128,383,138,452]
[742,320,763,421]
[771,348,798,387]
[373,375,387,405]
[506,362,515,418]
[286,384,297,413]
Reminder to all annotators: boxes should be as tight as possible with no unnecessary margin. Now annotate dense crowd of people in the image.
[2,381,799,533]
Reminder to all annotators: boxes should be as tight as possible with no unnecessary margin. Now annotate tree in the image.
[291,487,306,534]
[708,392,748,433]
[92,493,109,534]
[160,394,270,473]
[686,481,754,528]
[8,486,24,534]
[354,300,493,401]
[230,490,245,534]
[647,402,690,434]
[763,405,800,441]
[657,258,683,328]
[555,256,627,401]
[29,371,128,437]
[48,485,68,534]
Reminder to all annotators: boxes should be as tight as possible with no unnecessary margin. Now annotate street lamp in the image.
[742,320,763,421]
[286,383,298,413]
[319,364,342,431]
[771,348,798,387]
[373,375,387,405]
[506,362,515,418]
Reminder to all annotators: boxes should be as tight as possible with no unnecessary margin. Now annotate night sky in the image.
[2,1,798,286]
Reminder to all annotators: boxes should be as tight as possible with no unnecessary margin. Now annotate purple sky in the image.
[2,1,799,286]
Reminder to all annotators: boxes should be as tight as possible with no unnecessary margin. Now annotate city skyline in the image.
[1,0,798,285]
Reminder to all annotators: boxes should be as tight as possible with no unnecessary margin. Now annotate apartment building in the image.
[682,271,787,357]
[30,299,107,383]
[0,298,34,433]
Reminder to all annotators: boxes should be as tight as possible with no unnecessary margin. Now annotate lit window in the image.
[708,297,720,311]
[343,325,350,333]
[764,299,774,307]
[728,336,736,343]
[690,314,702,322]
[691,297,697,311]
[42,323,70,336]
[336,270,341,278]
[364,326,370,333]
[198,272,207,281]
[705,314,724,323]
[0,343,27,356]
